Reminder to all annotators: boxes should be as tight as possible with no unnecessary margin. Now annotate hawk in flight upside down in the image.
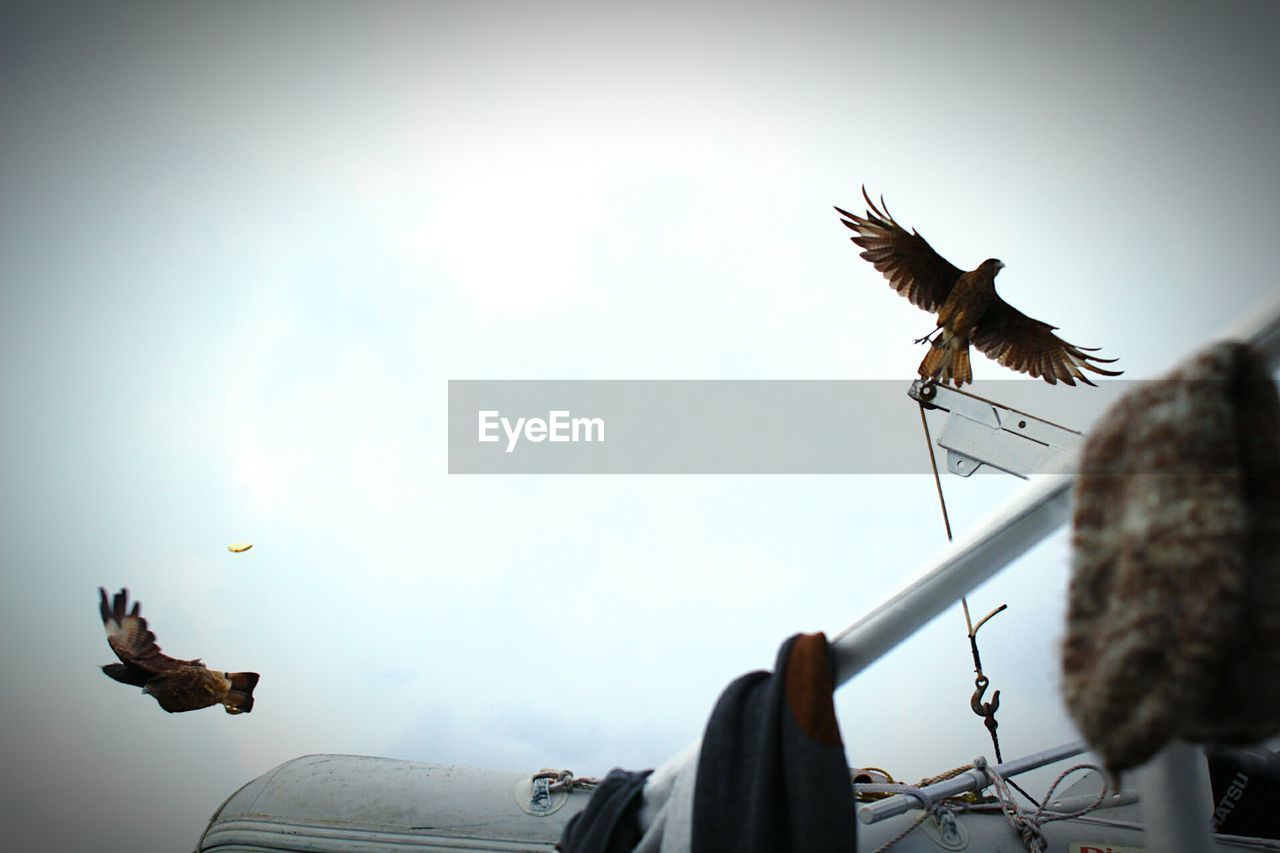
[835,188,1121,386]
[98,587,259,714]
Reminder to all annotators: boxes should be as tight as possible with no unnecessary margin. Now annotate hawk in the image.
[98,587,259,714]
[835,188,1121,386]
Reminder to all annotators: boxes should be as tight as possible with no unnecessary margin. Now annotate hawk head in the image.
[980,258,1006,274]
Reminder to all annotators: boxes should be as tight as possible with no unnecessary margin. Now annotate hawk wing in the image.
[99,587,204,676]
[971,296,1123,386]
[834,187,965,314]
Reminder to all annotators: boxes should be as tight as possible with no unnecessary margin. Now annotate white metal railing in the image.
[857,740,1090,825]
[831,292,1280,852]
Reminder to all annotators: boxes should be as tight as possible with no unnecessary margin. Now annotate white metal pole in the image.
[1137,742,1215,852]
[829,464,1075,686]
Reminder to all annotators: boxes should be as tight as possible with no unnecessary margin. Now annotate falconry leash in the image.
[917,383,1038,807]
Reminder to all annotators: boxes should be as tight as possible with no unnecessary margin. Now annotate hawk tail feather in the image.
[954,345,972,386]
[919,333,972,386]
[223,672,260,714]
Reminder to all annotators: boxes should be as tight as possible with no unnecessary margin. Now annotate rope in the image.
[863,759,1110,853]
[916,763,976,787]
[856,780,961,853]
[532,769,601,793]
[919,396,1004,757]
[855,782,937,809]
[917,390,1040,806]
[851,767,896,801]
[976,757,1109,852]
[918,401,953,541]
[854,764,989,805]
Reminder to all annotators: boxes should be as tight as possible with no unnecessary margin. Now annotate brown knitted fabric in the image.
[1063,342,1280,773]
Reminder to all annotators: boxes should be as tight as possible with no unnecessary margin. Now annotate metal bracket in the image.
[923,807,968,850]
[909,380,1083,479]
[513,774,569,816]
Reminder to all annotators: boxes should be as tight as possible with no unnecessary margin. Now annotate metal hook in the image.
[971,674,1001,725]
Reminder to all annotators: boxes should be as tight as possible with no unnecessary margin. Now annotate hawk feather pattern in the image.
[98,587,260,714]
[835,188,1122,386]
[1063,343,1280,773]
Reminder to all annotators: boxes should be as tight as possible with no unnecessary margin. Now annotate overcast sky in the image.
[4,1,1280,850]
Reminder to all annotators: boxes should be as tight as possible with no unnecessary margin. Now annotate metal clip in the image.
[971,675,1001,739]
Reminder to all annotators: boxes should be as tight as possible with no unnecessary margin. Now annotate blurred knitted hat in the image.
[1063,342,1280,773]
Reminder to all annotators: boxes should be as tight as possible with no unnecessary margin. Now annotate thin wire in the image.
[918,401,953,541]
[918,394,1040,808]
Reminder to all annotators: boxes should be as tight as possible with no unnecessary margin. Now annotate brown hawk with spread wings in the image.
[835,188,1121,386]
[98,587,259,714]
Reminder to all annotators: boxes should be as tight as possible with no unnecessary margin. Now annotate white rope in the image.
[977,757,1109,852]
[861,761,1112,853]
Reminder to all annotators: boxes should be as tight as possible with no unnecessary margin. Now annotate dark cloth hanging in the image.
[558,769,653,853]
[1064,342,1280,773]
[559,632,855,852]
[690,632,855,852]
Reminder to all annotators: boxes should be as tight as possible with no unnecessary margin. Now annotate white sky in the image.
[3,1,1280,850]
